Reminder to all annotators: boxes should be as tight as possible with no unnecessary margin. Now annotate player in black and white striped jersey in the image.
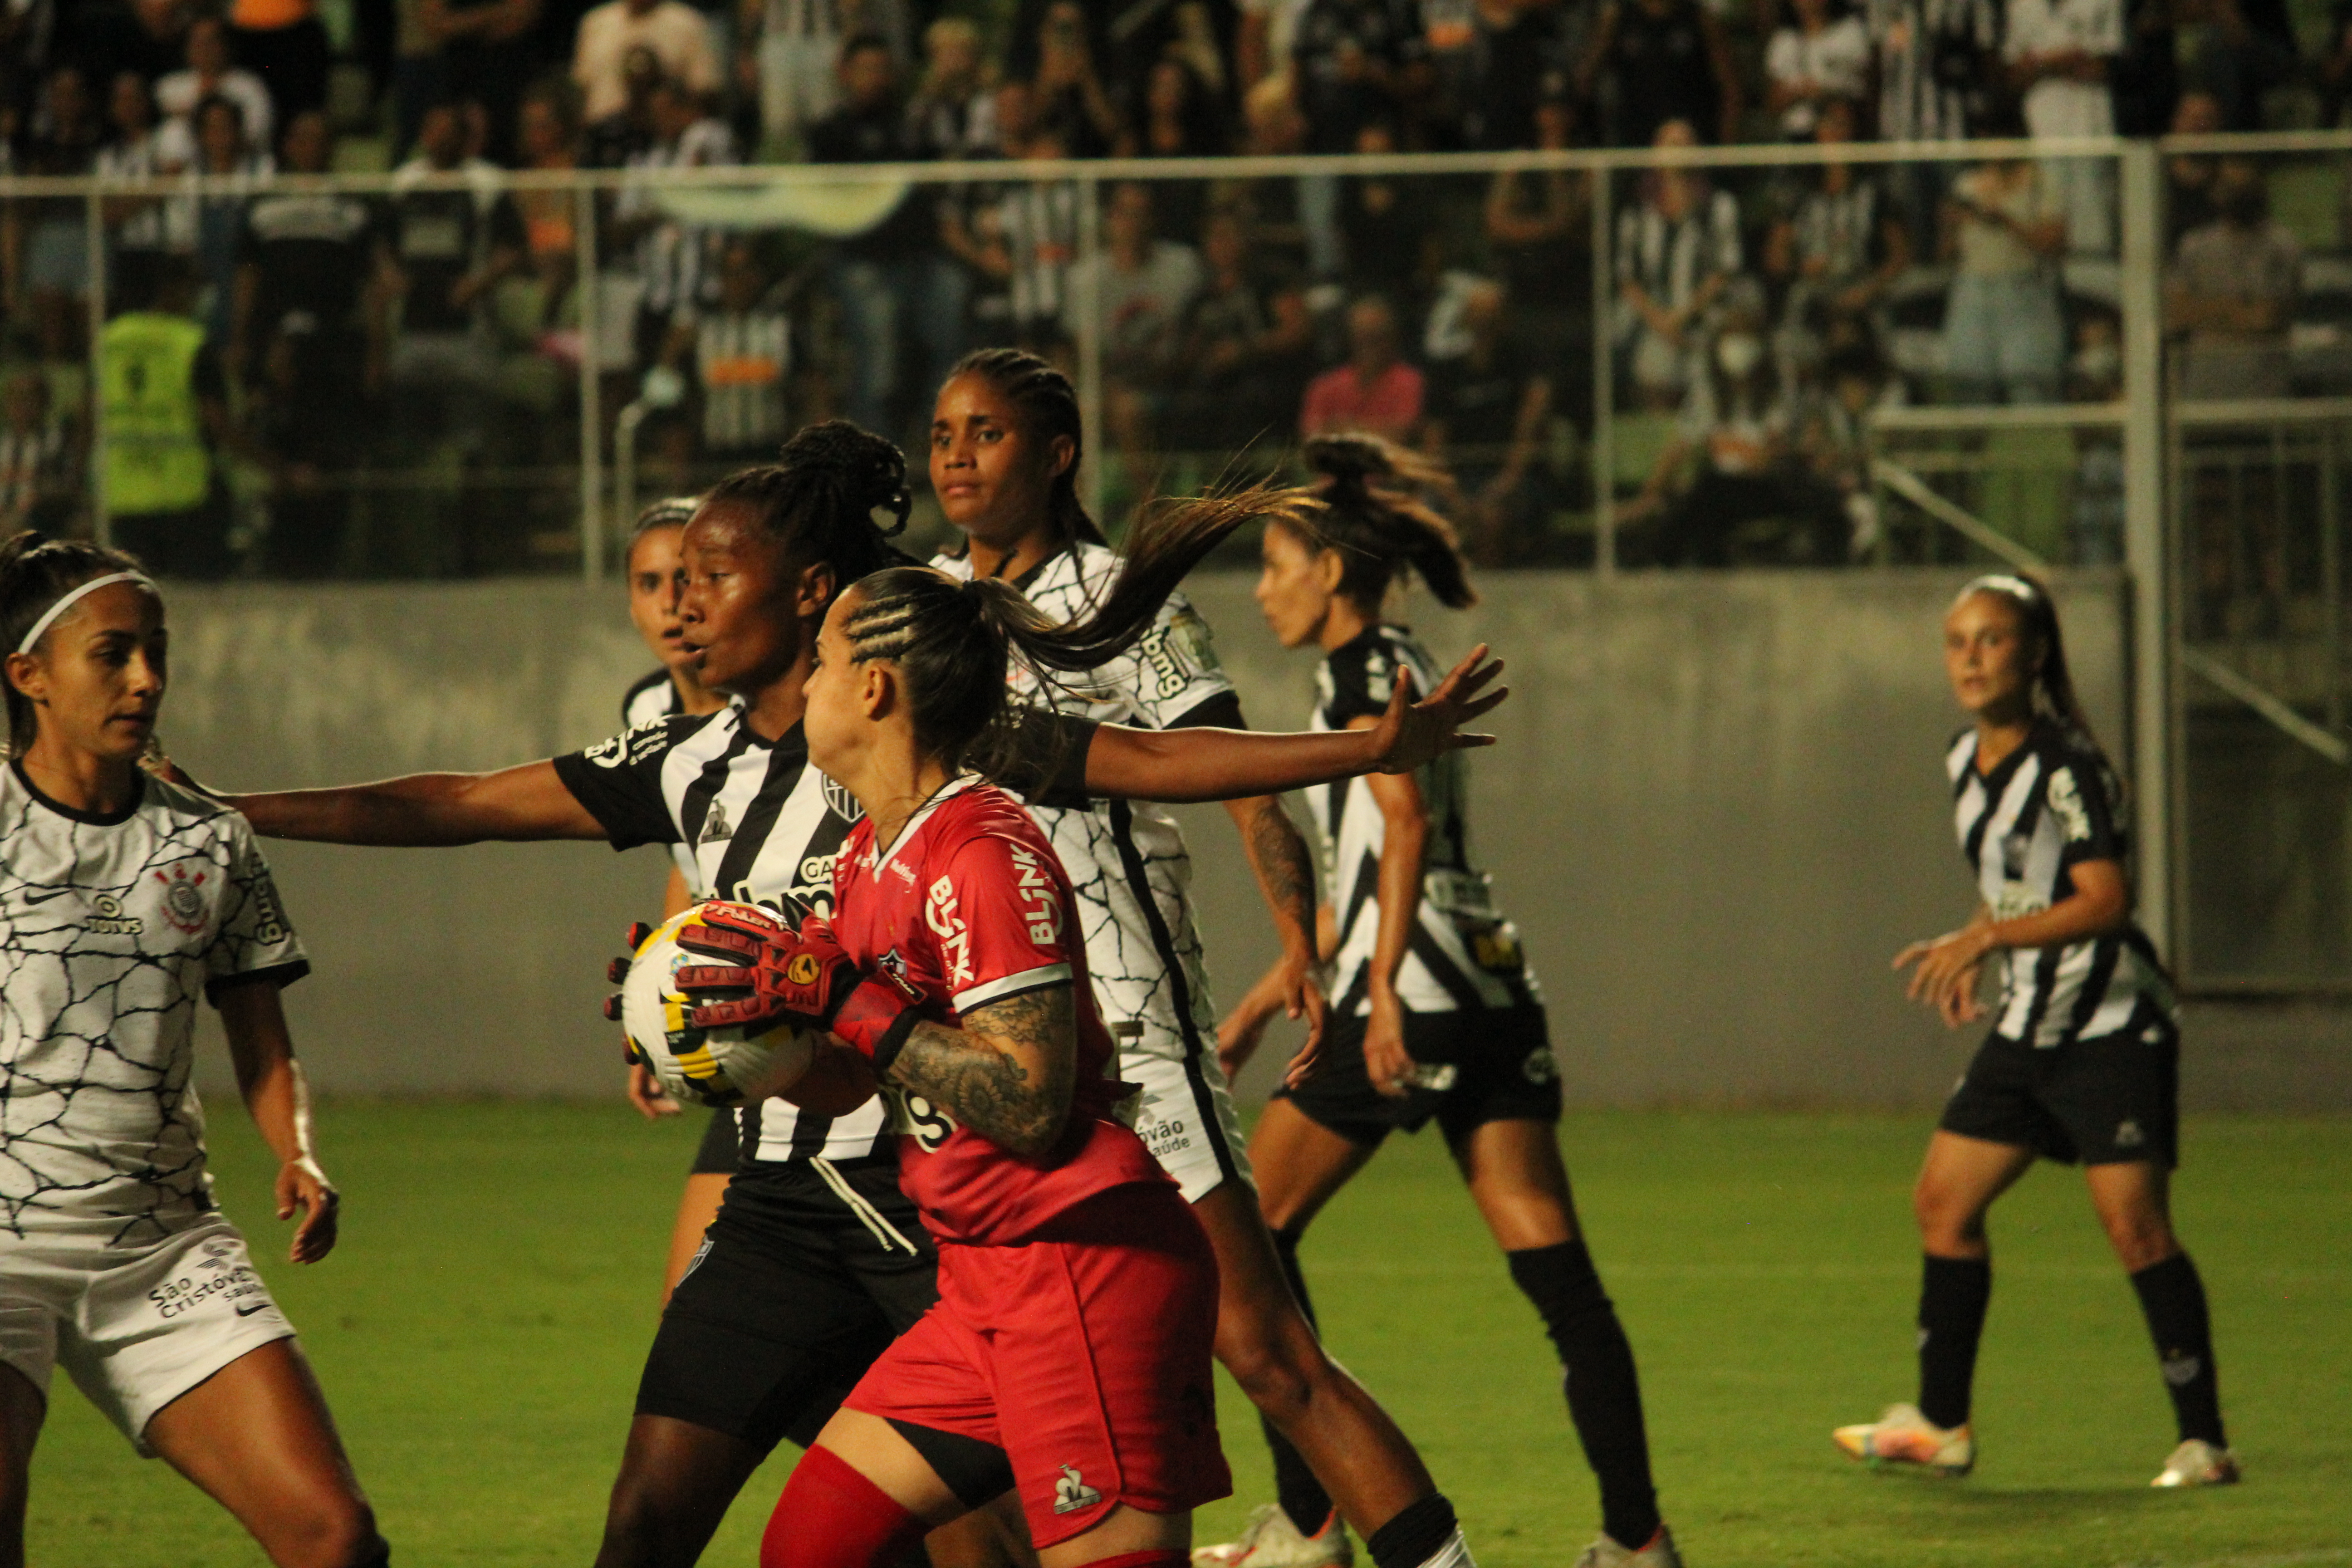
[170,423,1509,1568]
[1240,437,1677,1568]
[617,497,748,1301]
[1835,574,2236,1490]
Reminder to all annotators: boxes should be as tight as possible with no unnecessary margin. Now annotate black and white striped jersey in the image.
[621,671,700,890]
[931,543,1234,1069]
[554,705,885,1163]
[1947,721,2173,1048]
[1313,624,1540,1017]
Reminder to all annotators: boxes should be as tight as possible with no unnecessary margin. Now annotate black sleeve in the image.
[1321,641,1392,728]
[550,718,691,851]
[1003,711,1101,810]
[2048,744,2126,868]
[1166,691,1245,733]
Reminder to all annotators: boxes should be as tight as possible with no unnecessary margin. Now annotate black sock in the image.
[1262,1225,1337,1537]
[1507,1242,1660,1552]
[1916,1255,1992,1431]
[1364,1493,1456,1568]
[2131,1251,2225,1446]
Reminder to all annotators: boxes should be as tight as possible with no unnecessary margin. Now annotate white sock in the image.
[1414,1528,1475,1568]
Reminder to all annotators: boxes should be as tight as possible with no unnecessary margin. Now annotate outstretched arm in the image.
[1083,644,1508,803]
[172,758,606,846]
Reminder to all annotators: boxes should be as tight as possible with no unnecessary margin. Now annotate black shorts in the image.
[1275,1004,1562,1149]
[687,1108,739,1176]
[637,1156,937,1453]
[1938,1026,2180,1168]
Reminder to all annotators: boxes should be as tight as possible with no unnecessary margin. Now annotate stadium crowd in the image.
[0,0,2336,573]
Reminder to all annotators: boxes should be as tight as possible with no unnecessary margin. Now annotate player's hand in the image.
[627,1059,681,1119]
[673,904,853,1031]
[1362,991,1415,1098]
[1367,644,1509,775]
[276,1156,339,1264]
[1273,951,1328,1088]
[1893,921,1996,1027]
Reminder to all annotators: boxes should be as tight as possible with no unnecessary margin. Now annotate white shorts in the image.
[1122,1048,1254,1203]
[0,1214,295,1453]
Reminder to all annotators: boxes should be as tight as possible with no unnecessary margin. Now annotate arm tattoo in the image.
[1244,799,1318,945]
[888,986,1078,1157]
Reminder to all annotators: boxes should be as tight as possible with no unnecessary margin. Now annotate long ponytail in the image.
[0,530,150,755]
[840,484,1311,782]
[1957,572,2103,758]
[945,347,1107,547]
[1295,433,1477,612]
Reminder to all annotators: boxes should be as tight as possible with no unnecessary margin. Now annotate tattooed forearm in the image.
[887,986,1078,1157]
[1235,795,1318,951]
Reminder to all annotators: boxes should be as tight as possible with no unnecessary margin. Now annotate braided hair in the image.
[0,531,151,755]
[1289,433,1477,613]
[943,348,1108,547]
[1954,572,2104,759]
[700,421,921,600]
[838,485,1309,783]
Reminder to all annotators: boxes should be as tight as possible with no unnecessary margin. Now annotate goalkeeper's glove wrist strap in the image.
[832,978,920,1077]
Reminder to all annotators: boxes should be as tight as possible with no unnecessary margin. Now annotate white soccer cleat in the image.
[2151,1439,2240,1488]
[1571,1523,1684,1568]
[1191,1504,1353,1568]
[1833,1402,1975,1476]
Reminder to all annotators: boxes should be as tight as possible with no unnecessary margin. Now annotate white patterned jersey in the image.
[932,543,1236,1067]
[0,764,309,1244]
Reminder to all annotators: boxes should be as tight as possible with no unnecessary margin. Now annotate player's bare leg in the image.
[142,1338,384,1568]
[597,1415,770,1568]
[662,1174,731,1305]
[0,1361,46,1568]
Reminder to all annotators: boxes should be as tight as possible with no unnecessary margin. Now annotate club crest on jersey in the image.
[1008,844,1061,944]
[926,876,973,987]
[699,802,734,845]
[874,946,920,1002]
[2046,765,2092,843]
[85,891,143,936]
[821,775,865,824]
[154,867,208,934]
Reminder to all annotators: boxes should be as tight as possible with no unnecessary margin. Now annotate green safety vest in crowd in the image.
[100,312,211,516]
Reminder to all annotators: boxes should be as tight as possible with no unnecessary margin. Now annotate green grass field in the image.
[26,1106,2351,1568]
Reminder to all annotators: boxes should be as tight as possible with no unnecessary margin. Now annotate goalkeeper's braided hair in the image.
[842,484,1311,783]
[0,530,150,755]
[703,421,921,603]
[1293,433,1477,612]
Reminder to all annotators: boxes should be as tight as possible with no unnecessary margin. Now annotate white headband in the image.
[15,572,159,657]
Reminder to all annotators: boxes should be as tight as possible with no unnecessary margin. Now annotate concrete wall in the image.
[159,568,2334,1111]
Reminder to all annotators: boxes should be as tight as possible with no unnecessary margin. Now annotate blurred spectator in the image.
[2112,0,2180,134]
[574,0,718,124]
[1238,0,1314,90]
[1292,0,1430,152]
[187,95,276,346]
[423,0,546,166]
[0,364,77,533]
[511,78,583,326]
[1301,293,1423,441]
[905,15,998,159]
[1135,56,1227,243]
[1170,205,1315,455]
[1614,119,1740,410]
[583,43,662,165]
[2166,157,2299,399]
[1942,145,2068,402]
[7,65,103,330]
[937,81,1029,342]
[1865,0,1999,251]
[1582,0,1740,146]
[1063,181,1202,501]
[670,236,793,457]
[1794,336,1900,558]
[1460,0,1580,151]
[618,76,735,366]
[2323,0,2352,127]
[250,315,365,575]
[1764,0,1869,139]
[1026,0,1124,158]
[100,260,236,578]
[1338,120,1428,305]
[739,0,911,158]
[809,34,963,439]
[1422,278,1554,563]
[2004,0,2122,254]
[156,15,277,158]
[1764,99,1909,374]
[98,72,179,309]
[2165,89,2224,248]
[82,0,195,96]
[1484,96,1591,420]
[227,0,333,122]
[1234,70,1337,279]
[383,101,524,424]
[0,2,58,108]
[231,110,381,395]
[2173,0,2293,132]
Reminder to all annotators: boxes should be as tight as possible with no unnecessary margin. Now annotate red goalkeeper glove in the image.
[674,905,921,1073]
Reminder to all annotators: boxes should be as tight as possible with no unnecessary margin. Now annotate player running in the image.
[158,423,1507,1568]
[0,534,387,1568]
[683,500,1311,1568]
[614,497,742,1299]
[931,352,1477,1568]
[1834,573,2235,1490]
[1237,437,1678,1568]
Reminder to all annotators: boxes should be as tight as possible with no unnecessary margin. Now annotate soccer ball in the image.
[621,904,816,1107]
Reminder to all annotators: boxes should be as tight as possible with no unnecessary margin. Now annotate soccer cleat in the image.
[1191,1505,1353,1568]
[1571,1524,1684,1568]
[2151,1439,2240,1488]
[1833,1403,1975,1475]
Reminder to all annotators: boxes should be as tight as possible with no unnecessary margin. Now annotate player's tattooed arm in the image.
[1217,795,1328,1084]
[888,986,1078,1158]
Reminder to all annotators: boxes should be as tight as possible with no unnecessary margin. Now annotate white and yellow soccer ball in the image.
[622,904,816,1107]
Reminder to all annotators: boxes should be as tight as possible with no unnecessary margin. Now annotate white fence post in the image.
[2119,140,2173,959]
